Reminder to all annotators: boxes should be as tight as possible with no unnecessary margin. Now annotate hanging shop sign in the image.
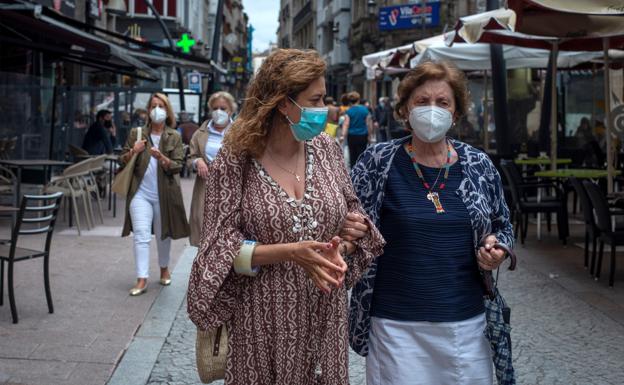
[379,1,441,31]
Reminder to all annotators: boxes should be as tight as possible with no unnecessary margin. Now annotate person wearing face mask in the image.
[82,109,116,155]
[346,61,516,385]
[187,91,237,246]
[187,49,384,384]
[119,92,189,296]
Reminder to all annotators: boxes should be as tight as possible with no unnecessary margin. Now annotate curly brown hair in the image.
[223,49,327,157]
[394,61,469,122]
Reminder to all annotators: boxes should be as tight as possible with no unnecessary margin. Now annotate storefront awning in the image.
[0,3,160,80]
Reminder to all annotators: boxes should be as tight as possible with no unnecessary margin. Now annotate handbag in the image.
[195,325,228,383]
[112,127,141,197]
[111,153,137,197]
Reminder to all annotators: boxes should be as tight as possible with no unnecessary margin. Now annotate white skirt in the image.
[366,313,493,385]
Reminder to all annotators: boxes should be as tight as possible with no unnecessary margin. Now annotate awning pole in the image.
[550,42,559,171]
[483,70,489,150]
[603,37,614,193]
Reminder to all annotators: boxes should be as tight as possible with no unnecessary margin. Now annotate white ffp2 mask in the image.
[150,106,167,124]
[211,109,230,126]
[408,106,453,143]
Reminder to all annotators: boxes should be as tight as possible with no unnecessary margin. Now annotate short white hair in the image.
[207,91,237,113]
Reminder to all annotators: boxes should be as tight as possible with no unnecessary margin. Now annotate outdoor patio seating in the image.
[65,155,107,225]
[583,181,624,287]
[570,177,601,273]
[45,159,96,235]
[68,144,89,160]
[501,159,569,245]
[0,165,18,224]
[0,192,63,323]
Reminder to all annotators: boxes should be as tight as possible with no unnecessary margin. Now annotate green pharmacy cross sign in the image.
[176,34,196,53]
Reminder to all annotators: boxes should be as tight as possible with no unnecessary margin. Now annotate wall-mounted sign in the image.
[176,34,196,54]
[88,0,101,19]
[187,72,202,94]
[378,2,441,31]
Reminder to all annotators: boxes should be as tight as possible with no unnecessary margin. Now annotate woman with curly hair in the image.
[187,49,385,384]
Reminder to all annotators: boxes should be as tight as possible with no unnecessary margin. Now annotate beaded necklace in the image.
[406,140,452,214]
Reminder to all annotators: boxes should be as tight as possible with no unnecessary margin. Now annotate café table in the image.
[534,168,622,179]
[0,159,72,198]
[514,158,573,167]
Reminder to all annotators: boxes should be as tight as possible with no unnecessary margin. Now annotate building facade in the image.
[0,0,251,161]
[278,0,317,50]
[316,0,351,99]
[276,0,487,101]
[350,0,487,102]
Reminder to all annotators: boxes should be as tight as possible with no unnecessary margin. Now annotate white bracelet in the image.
[234,240,260,276]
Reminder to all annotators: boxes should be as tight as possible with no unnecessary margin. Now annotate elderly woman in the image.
[119,93,189,296]
[188,91,237,246]
[187,49,384,384]
[347,62,515,385]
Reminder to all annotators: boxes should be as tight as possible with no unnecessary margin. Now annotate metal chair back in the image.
[582,181,612,234]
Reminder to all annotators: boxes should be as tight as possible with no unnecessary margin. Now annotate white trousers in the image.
[129,191,171,278]
[367,313,493,385]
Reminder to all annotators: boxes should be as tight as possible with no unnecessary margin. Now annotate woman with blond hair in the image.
[188,91,237,246]
[119,92,189,296]
[187,49,384,384]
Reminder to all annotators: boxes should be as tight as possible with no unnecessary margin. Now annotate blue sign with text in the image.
[379,2,441,31]
[187,72,202,94]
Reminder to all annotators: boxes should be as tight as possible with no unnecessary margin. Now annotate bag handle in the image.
[212,325,223,356]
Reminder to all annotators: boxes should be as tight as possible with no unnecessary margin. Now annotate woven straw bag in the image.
[196,325,228,383]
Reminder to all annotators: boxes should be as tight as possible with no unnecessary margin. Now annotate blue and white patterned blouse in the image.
[349,135,516,385]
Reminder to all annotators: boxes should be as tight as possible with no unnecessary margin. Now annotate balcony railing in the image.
[293,1,312,32]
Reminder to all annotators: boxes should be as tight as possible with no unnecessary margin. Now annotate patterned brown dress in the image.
[187,133,385,385]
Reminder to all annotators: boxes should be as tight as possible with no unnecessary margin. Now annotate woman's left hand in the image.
[477,235,506,271]
[150,147,171,168]
[319,236,348,287]
[339,212,369,242]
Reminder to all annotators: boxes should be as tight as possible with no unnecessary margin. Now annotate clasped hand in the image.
[292,236,347,294]
[477,234,506,271]
[132,139,170,167]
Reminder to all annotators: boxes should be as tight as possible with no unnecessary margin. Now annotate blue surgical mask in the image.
[285,97,328,141]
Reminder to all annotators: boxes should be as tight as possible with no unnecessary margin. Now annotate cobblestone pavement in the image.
[146,298,366,385]
[146,261,624,385]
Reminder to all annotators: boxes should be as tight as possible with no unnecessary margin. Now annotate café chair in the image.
[569,177,601,273]
[583,180,624,287]
[501,160,569,245]
[45,159,95,235]
[0,192,63,323]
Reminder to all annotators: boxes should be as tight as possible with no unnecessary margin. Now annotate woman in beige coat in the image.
[119,92,190,295]
[188,91,237,246]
